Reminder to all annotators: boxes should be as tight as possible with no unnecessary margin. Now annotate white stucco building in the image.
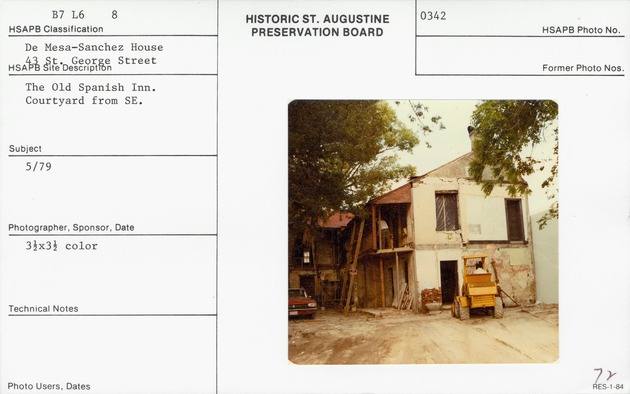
[353,151,537,311]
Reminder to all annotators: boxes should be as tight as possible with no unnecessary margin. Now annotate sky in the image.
[387,100,558,215]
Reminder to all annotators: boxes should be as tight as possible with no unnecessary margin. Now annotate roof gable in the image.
[414,152,473,181]
[412,152,528,185]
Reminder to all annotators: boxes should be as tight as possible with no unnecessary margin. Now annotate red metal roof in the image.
[370,183,412,204]
[319,212,354,228]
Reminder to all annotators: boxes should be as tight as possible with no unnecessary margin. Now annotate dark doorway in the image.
[299,275,316,298]
[440,260,458,304]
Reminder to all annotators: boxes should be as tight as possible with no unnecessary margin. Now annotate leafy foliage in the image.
[468,100,558,228]
[397,101,446,148]
[289,100,430,236]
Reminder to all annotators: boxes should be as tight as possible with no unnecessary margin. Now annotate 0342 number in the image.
[419,11,446,21]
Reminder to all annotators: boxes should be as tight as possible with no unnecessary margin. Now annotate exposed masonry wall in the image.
[465,244,536,305]
[412,244,536,309]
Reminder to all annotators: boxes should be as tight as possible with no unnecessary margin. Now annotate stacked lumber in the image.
[395,284,413,310]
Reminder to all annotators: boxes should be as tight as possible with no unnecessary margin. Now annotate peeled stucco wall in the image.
[531,214,559,304]
[490,246,537,304]
[413,245,536,307]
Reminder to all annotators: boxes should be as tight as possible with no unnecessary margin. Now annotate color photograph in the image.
[288,100,558,364]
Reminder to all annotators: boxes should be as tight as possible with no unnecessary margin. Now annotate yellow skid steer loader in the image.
[452,254,503,320]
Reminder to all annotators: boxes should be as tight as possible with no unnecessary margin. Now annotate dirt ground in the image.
[289,304,558,364]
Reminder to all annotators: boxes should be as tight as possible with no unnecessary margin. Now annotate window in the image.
[435,192,459,231]
[505,199,525,241]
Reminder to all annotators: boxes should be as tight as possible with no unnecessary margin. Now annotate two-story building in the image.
[350,144,536,311]
[289,213,353,305]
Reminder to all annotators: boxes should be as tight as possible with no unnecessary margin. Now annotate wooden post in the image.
[371,205,377,250]
[379,257,385,310]
[372,260,377,308]
[340,222,357,307]
[312,240,319,299]
[397,204,402,247]
[378,206,382,250]
[344,219,365,315]
[362,259,367,305]
[395,252,400,307]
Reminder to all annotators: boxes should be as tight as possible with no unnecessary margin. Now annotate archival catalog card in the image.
[0,1,628,393]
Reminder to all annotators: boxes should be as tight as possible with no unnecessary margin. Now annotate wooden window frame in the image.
[435,191,459,231]
[505,198,525,242]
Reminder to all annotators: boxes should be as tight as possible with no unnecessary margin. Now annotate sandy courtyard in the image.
[289,304,558,364]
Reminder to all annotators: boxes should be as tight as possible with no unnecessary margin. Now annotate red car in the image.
[288,288,317,319]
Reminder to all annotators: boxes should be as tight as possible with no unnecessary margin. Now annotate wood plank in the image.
[371,205,377,252]
[395,252,400,306]
[372,259,377,308]
[400,284,406,309]
[380,257,385,310]
[378,206,382,249]
[344,218,365,315]
[339,221,357,307]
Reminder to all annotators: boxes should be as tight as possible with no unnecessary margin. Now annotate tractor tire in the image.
[460,305,470,320]
[453,300,461,318]
[494,296,504,318]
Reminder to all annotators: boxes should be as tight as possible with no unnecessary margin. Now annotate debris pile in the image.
[421,288,442,304]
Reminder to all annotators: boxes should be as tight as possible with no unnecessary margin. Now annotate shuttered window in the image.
[505,199,525,241]
[435,192,459,231]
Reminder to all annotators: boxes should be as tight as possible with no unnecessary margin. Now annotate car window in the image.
[289,289,308,297]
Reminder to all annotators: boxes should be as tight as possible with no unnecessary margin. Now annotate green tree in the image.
[468,100,558,228]
[289,100,436,236]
